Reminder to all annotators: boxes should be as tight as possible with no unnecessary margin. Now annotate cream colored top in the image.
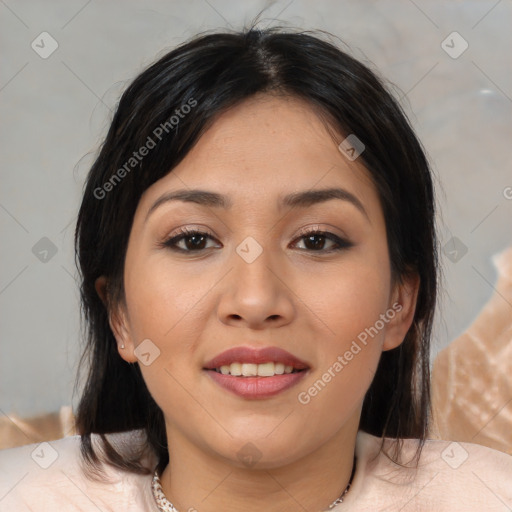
[0,429,511,511]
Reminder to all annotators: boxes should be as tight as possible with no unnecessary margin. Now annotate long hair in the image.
[74,25,438,475]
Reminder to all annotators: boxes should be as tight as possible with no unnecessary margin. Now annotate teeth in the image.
[214,362,302,377]
[230,362,242,376]
[257,362,274,376]
[242,363,258,376]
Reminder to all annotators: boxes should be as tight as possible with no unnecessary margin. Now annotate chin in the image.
[205,424,315,469]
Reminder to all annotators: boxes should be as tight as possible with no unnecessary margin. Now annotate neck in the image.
[160,416,359,512]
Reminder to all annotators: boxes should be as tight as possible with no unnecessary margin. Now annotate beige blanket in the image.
[431,246,512,454]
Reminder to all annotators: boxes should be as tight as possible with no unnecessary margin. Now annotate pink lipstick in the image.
[203,346,310,399]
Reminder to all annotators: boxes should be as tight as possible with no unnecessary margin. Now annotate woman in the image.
[1,25,510,511]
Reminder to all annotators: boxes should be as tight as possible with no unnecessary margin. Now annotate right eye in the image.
[161,228,221,253]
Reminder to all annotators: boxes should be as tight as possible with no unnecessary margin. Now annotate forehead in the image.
[138,94,378,215]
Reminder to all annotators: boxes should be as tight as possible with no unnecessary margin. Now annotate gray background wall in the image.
[1,0,511,417]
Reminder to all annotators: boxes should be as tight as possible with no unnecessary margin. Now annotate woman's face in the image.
[109,94,417,468]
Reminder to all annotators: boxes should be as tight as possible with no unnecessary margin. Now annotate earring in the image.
[120,344,125,349]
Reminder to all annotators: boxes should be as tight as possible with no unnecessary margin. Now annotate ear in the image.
[94,276,138,363]
[382,272,420,352]
[94,275,108,306]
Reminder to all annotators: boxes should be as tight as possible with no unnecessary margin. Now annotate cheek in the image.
[303,254,391,350]
[295,295,386,442]
[122,259,205,411]
[293,257,391,417]
[122,252,215,404]
[124,251,207,340]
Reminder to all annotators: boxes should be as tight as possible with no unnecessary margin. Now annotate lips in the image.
[203,346,310,371]
[203,346,310,399]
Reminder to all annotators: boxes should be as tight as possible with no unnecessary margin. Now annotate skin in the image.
[97,94,419,512]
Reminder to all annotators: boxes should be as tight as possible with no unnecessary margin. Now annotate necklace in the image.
[151,455,356,511]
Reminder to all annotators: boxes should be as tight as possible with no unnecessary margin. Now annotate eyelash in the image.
[160,226,353,254]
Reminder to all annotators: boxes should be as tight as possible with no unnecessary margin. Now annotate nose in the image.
[216,241,295,330]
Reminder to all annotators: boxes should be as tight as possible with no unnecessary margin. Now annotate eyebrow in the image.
[145,187,369,222]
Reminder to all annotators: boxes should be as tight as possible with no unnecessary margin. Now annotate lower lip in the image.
[205,370,308,399]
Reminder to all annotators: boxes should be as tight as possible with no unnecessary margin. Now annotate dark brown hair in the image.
[74,24,437,476]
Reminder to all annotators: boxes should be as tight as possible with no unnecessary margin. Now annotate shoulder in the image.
[0,431,160,512]
[343,431,512,511]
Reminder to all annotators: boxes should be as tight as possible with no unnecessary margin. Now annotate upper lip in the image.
[203,346,310,370]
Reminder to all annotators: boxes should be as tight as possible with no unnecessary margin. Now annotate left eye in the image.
[292,230,351,252]
[161,229,351,253]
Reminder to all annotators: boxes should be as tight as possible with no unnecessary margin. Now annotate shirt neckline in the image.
[141,430,381,511]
